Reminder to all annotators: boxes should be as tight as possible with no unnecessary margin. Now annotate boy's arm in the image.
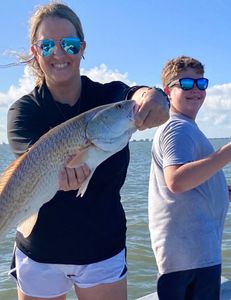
[164,142,231,193]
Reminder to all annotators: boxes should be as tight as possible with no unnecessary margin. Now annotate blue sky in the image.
[0,0,231,142]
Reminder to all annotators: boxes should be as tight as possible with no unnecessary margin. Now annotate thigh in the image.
[15,248,72,299]
[73,249,127,300]
[75,277,127,300]
[157,270,194,300]
[192,264,221,300]
[71,248,127,289]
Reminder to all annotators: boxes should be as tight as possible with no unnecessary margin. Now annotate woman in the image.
[7,2,169,300]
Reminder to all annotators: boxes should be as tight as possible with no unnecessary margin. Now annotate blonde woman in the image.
[7,2,169,300]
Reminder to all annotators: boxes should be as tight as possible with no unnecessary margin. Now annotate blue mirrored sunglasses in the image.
[34,37,82,57]
[168,78,209,91]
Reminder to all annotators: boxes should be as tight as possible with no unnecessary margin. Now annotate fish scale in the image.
[0,100,137,239]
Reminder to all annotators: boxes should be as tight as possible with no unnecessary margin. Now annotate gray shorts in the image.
[10,247,127,298]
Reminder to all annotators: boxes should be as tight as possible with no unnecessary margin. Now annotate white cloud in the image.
[0,64,136,142]
[0,64,136,109]
[0,120,5,130]
[0,67,34,108]
[1,66,231,142]
[81,63,136,86]
[0,111,7,143]
[197,83,231,137]
[204,83,231,110]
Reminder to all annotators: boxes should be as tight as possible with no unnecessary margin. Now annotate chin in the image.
[53,77,73,85]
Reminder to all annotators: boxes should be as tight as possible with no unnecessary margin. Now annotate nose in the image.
[52,42,65,57]
[191,84,200,92]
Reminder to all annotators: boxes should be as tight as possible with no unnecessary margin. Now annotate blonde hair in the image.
[161,55,205,88]
[25,1,85,86]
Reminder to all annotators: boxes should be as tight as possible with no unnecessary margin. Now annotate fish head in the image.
[86,100,137,152]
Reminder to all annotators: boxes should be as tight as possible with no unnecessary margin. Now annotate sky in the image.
[0,0,231,143]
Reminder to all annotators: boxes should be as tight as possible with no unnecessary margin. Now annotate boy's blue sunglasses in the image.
[168,78,209,91]
[34,37,82,57]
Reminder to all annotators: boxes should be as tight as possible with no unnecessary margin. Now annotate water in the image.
[0,138,231,300]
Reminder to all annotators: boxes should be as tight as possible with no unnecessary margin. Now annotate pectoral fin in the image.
[76,147,114,197]
[66,148,90,168]
[77,171,95,197]
[67,146,114,197]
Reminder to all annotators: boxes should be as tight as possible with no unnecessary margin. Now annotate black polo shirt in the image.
[7,76,131,264]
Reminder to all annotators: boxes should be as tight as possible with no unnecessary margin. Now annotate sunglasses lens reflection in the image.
[180,79,194,90]
[40,40,55,57]
[179,78,208,91]
[61,38,81,55]
[197,78,208,90]
[37,38,81,57]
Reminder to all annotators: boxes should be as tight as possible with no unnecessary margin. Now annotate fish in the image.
[0,100,138,239]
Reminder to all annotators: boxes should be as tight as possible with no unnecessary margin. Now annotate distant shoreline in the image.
[131,137,231,142]
[1,136,231,145]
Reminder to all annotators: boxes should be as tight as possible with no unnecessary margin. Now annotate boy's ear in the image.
[164,86,171,96]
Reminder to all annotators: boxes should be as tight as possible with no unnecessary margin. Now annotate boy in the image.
[149,55,231,299]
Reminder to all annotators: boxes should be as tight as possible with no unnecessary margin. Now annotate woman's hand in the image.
[132,87,170,130]
[59,163,90,191]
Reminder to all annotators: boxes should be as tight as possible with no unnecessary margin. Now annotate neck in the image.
[170,107,196,120]
[47,77,82,106]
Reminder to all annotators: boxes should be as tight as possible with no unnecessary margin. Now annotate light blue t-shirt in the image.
[148,113,229,274]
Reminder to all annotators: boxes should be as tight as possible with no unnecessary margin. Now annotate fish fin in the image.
[0,152,27,194]
[76,147,114,197]
[77,170,95,197]
[66,148,89,168]
[17,213,38,238]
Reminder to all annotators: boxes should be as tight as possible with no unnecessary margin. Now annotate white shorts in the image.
[11,247,127,298]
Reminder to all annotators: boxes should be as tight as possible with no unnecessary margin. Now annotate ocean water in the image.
[0,138,230,300]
